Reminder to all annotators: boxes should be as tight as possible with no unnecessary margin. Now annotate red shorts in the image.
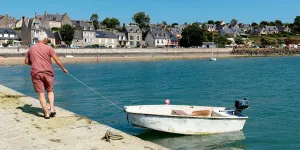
[32,72,54,93]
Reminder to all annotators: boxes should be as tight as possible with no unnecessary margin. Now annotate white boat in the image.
[210,51,217,61]
[125,100,248,135]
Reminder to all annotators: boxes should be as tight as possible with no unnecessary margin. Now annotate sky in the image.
[1,0,300,25]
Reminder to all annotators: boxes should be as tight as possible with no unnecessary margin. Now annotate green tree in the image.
[132,12,150,32]
[171,23,178,27]
[215,21,221,25]
[207,20,215,24]
[235,37,244,45]
[102,17,120,28]
[292,16,300,33]
[251,22,258,27]
[215,35,232,48]
[122,23,126,31]
[275,20,283,26]
[260,21,269,27]
[90,13,100,30]
[180,24,207,47]
[261,37,277,46]
[231,19,238,24]
[60,24,75,46]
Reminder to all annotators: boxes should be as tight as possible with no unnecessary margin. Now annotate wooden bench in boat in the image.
[171,109,212,117]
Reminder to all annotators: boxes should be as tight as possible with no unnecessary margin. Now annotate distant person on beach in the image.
[25,33,68,119]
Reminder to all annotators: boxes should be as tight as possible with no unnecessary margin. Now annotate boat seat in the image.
[171,110,188,116]
[192,110,212,117]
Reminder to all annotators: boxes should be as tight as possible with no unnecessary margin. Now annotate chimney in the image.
[44,11,47,16]
[35,12,37,18]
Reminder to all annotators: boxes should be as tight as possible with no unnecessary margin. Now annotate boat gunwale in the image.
[126,111,248,120]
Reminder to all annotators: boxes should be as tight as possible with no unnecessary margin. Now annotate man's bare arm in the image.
[25,54,31,66]
[52,55,68,73]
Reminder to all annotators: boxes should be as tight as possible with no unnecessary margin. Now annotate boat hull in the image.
[128,113,247,135]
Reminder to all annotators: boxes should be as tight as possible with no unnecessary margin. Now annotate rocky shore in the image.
[231,48,300,56]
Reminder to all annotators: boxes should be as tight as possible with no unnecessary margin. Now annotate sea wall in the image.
[0,48,233,57]
[231,48,300,56]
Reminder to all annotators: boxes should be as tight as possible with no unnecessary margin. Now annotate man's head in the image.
[38,33,48,44]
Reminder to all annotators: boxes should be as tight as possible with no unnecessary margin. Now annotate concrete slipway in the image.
[0,84,167,150]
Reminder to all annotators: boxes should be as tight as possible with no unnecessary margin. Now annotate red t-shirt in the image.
[26,43,56,77]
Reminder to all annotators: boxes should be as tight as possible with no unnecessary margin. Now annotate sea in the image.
[1,56,300,150]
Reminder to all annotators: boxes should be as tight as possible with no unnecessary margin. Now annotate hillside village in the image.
[0,12,299,49]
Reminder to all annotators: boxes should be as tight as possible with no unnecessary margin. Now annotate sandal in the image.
[50,112,56,117]
[44,114,50,119]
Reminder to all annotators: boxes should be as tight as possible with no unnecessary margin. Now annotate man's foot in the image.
[50,112,56,117]
[44,113,50,119]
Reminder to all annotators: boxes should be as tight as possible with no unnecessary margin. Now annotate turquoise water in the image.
[1,57,300,149]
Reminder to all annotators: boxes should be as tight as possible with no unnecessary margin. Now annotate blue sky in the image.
[1,0,299,24]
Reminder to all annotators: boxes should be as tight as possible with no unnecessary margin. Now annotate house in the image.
[36,12,72,29]
[249,28,267,36]
[15,17,29,28]
[95,31,118,48]
[277,26,291,33]
[202,42,216,48]
[72,20,96,47]
[115,32,128,48]
[239,24,252,32]
[149,24,164,32]
[0,28,19,46]
[264,26,279,34]
[204,24,217,32]
[168,27,182,38]
[124,24,142,48]
[145,29,170,47]
[45,29,55,45]
[0,14,16,28]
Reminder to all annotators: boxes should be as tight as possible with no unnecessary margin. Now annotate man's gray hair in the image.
[38,32,48,41]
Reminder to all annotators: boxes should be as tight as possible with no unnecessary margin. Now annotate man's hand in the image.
[62,68,68,74]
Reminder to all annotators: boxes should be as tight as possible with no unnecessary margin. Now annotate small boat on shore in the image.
[125,99,248,135]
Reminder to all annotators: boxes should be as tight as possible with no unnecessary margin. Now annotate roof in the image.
[0,28,16,34]
[168,27,181,35]
[150,24,163,31]
[265,26,278,31]
[47,14,64,22]
[115,32,127,41]
[95,31,117,39]
[277,26,289,31]
[150,30,170,39]
[72,20,95,31]
[125,25,141,33]
[45,29,55,38]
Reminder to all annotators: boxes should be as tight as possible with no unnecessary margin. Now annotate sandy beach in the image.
[0,54,247,66]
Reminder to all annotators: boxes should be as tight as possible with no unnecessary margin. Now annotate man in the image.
[25,33,68,119]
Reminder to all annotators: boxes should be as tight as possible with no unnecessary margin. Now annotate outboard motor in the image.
[235,98,249,113]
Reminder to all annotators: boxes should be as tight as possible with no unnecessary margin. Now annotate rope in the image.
[54,68,124,111]
[101,130,124,142]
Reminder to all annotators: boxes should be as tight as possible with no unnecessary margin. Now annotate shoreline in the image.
[0,84,167,150]
[0,54,247,66]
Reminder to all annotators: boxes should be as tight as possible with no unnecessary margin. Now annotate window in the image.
[105,39,108,43]
[4,34,8,37]
[0,34,2,37]
[112,39,114,43]
[157,40,159,44]
[130,36,134,40]
[10,34,15,38]
[130,41,134,46]
[85,39,87,42]
[137,36,140,41]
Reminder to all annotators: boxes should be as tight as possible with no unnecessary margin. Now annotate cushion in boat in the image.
[192,110,212,117]
[172,110,188,115]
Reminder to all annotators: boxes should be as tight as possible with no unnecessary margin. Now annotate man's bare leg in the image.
[38,92,49,117]
[48,91,55,113]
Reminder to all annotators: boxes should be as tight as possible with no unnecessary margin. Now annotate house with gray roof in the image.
[124,24,142,47]
[35,12,72,29]
[239,24,252,31]
[20,17,56,46]
[0,14,16,28]
[0,28,19,45]
[249,27,268,36]
[95,31,118,48]
[277,26,291,33]
[72,20,96,47]
[265,26,279,34]
[115,32,128,48]
[145,29,170,47]
[203,24,217,32]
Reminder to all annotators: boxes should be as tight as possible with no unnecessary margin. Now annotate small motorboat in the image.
[210,51,217,61]
[125,99,248,135]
